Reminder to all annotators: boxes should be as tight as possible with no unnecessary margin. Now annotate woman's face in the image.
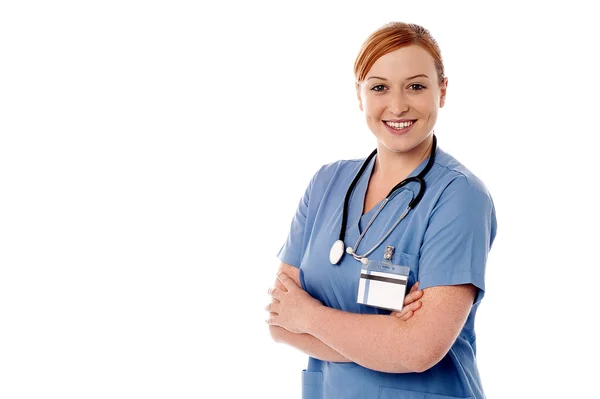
[357,45,448,155]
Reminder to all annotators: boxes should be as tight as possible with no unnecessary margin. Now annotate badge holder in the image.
[356,246,409,312]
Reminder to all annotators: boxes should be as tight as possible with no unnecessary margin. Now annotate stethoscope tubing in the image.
[333,134,438,265]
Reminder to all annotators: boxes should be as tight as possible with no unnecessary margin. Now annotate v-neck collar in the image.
[347,147,439,238]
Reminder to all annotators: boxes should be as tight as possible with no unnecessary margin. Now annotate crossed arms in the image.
[266,262,476,373]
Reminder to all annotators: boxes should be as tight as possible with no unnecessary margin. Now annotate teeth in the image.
[385,120,414,129]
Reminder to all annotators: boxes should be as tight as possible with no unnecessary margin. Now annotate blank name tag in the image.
[357,260,410,312]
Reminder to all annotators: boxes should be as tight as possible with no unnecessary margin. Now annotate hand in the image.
[266,266,301,320]
[391,281,423,321]
[265,272,322,334]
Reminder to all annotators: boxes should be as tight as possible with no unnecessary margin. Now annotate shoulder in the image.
[309,156,368,187]
[430,147,495,207]
[421,148,497,241]
[318,156,366,174]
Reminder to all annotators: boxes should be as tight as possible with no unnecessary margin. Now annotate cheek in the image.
[413,97,438,120]
[365,110,382,126]
[363,97,384,119]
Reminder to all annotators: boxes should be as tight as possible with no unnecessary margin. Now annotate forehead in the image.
[367,45,436,79]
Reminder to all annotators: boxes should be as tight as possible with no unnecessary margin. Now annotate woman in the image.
[266,21,497,399]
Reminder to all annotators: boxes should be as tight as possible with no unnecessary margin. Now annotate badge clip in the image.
[384,245,395,261]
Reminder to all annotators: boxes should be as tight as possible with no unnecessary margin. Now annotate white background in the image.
[1,1,599,398]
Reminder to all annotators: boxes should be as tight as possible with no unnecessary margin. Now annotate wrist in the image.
[305,302,327,335]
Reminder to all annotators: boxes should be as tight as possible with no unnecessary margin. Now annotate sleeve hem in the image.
[418,270,485,303]
[276,249,301,268]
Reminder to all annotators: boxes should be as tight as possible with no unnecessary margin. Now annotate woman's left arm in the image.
[268,273,476,374]
[268,175,496,373]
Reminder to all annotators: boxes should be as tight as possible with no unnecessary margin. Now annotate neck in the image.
[373,135,434,183]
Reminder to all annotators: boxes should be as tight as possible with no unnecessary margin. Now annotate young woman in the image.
[266,21,497,399]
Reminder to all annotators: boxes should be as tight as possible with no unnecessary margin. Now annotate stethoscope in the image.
[329,134,437,265]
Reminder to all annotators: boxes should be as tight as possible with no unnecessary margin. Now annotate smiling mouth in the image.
[383,120,416,130]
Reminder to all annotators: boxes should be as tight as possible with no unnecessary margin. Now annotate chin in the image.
[377,135,419,154]
[387,145,417,154]
[388,133,432,152]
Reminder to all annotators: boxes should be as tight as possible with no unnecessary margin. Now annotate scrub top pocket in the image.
[301,369,323,399]
[390,250,420,291]
[379,387,473,399]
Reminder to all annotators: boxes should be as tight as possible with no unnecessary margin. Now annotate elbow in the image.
[386,358,427,374]
[267,311,284,343]
[388,344,448,374]
[410,358,437,374]
[268,325,283,343]
[406,347,448,374]
[377,354,427,374]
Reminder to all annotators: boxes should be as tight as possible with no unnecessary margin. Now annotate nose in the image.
[388,91,409,116]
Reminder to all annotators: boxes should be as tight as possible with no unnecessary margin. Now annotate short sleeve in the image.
[418,176,497,304]
[276,168,321,268]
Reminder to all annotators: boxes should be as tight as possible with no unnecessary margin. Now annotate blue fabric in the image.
[277,146,497,399]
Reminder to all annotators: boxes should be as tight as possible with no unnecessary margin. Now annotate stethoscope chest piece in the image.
[329,240,345,265]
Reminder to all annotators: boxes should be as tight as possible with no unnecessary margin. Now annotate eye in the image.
[370,84,387,92]
[408,83,426,91]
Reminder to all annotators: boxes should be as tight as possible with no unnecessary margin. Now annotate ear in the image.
[356,83,363,111]
[439,77,448,108]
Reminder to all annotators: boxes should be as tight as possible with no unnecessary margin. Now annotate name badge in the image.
[356,259,409,312]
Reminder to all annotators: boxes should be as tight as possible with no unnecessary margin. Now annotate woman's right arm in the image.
[267,263,423,362]
[268,263,351,362]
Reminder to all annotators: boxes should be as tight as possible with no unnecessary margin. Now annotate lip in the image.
[382,120,416,136]
[384,119,416,123]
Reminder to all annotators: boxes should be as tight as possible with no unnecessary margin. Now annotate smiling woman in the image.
[354,24,448,183]
[266,21,497,399]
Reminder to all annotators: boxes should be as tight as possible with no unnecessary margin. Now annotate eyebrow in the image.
[366,74,430,81]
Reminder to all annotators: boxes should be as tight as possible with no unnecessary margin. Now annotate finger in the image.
[264,302,280,313]
[400,310,413,321]
[274,277,288,292]
[403,300,422,314]
[409,281,420,293]
[392,309,408,318]
[268,287,284,301]
[392,299,422,318]
[403,288,423,306]
[276,272,296,291]
[391,309,409,318]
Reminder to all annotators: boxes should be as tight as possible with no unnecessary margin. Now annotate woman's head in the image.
[354,22,448,155]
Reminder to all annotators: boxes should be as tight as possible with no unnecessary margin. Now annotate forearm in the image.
[269,325,351,363]
[306,306,423,373]
[267,264,351,362]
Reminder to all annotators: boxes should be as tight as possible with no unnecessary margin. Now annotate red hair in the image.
[354,22,445,85]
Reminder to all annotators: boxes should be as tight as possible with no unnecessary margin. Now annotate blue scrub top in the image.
[277,145,497,399]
